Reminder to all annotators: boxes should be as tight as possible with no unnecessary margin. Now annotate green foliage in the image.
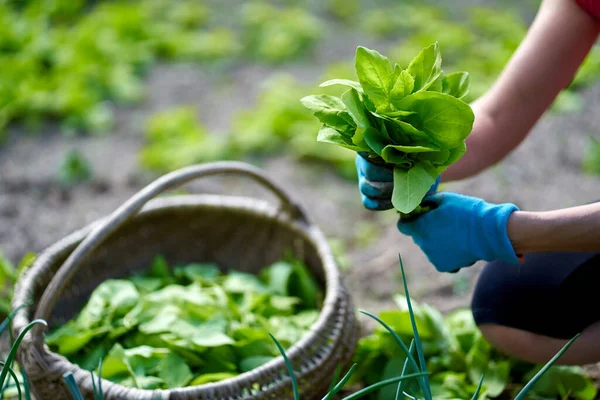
[352,300,593,399]
[57,149,93,187]
[302,44,474,214]
[139,106,228,172]
[325,0,359,23]
[272,254,587,399]
[240,1,322,64]
[227,74,357,179]
[582,136,600,175]
[0,252,36,319]
[0,0,239,136]
[46,256,322,390]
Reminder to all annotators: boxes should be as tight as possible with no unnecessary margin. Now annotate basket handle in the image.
[33,161,309,337]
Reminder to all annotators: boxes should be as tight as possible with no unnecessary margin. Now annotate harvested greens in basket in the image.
[46,255,322,390]
[301,43,475,217]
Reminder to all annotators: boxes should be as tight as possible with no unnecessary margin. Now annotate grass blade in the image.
[359,311,421,373]
[0,305,27,340]
[322,363,358,400]
[398,254,432,400]
[90,370,98,399]
[20,369,30,400]
[396,339,415,400]
[0,363,21,400]
[0,319,47,390]
[326,365,342,395]
[402,392,417,400]
[0,362,21,400]
[341,372,427,400]
[63,371,84,400]
[97,357,104,400]
[269,333,299,400]
[470,373,485,400]
[514,333,580,400]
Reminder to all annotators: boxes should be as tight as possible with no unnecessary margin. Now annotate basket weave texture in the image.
[11,162,359,400]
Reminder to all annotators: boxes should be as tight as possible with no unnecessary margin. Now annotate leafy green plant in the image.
[57,150,93,187]
[46,255,322,390]
[350,297,593,399]
[227,74,357,179]
[0,0,240,136]
[240,1,322,64]
[302,43,474,216]
[324,0,359,23]
[272,254,584,400]
[139,106,229,172]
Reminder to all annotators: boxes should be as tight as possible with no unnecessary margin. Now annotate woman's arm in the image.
[443,0,600,181]
[507,202,600,254]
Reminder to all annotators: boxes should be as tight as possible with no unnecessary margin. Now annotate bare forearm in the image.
[443,0,600,181]
[507,203,600,254]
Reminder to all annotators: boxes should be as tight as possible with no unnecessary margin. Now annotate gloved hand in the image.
[356,153,440,211]
[397,192,521,273]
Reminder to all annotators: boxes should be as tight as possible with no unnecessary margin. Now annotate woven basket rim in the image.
[12,193,348,397]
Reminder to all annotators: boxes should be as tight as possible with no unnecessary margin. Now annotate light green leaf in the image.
[392,164,437,213]
[389,70,415,103]
[138,305,180,335]
[407,42,442,92]
[222,271,269,294]
[317,126,364,152]
[341,88,371,146]
[158,353,193,388]
[319,79,363,92]
[174,263,221,282]
[427,71,444,93]
[395,92,474,148]
[524,365,597,400]
[77,280,140,329]
[189,372,238,386]
[355,46,393,107]
[443,72,470,100]
[447,142,467,165]
[300,95,354,129]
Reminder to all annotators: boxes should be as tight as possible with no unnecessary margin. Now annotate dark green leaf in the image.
[239,356,273,372]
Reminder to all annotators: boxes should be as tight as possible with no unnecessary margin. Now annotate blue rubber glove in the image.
[356,153,440,211]
[397,192,521,273]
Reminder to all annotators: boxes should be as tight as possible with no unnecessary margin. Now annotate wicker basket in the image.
[11,162,359,400]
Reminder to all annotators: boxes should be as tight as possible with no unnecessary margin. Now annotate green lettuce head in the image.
[301,42,474,214]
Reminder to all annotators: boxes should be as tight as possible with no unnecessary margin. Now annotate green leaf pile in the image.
[301,43,474,214]
[46,256,321,390]
[352,296,597,400]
